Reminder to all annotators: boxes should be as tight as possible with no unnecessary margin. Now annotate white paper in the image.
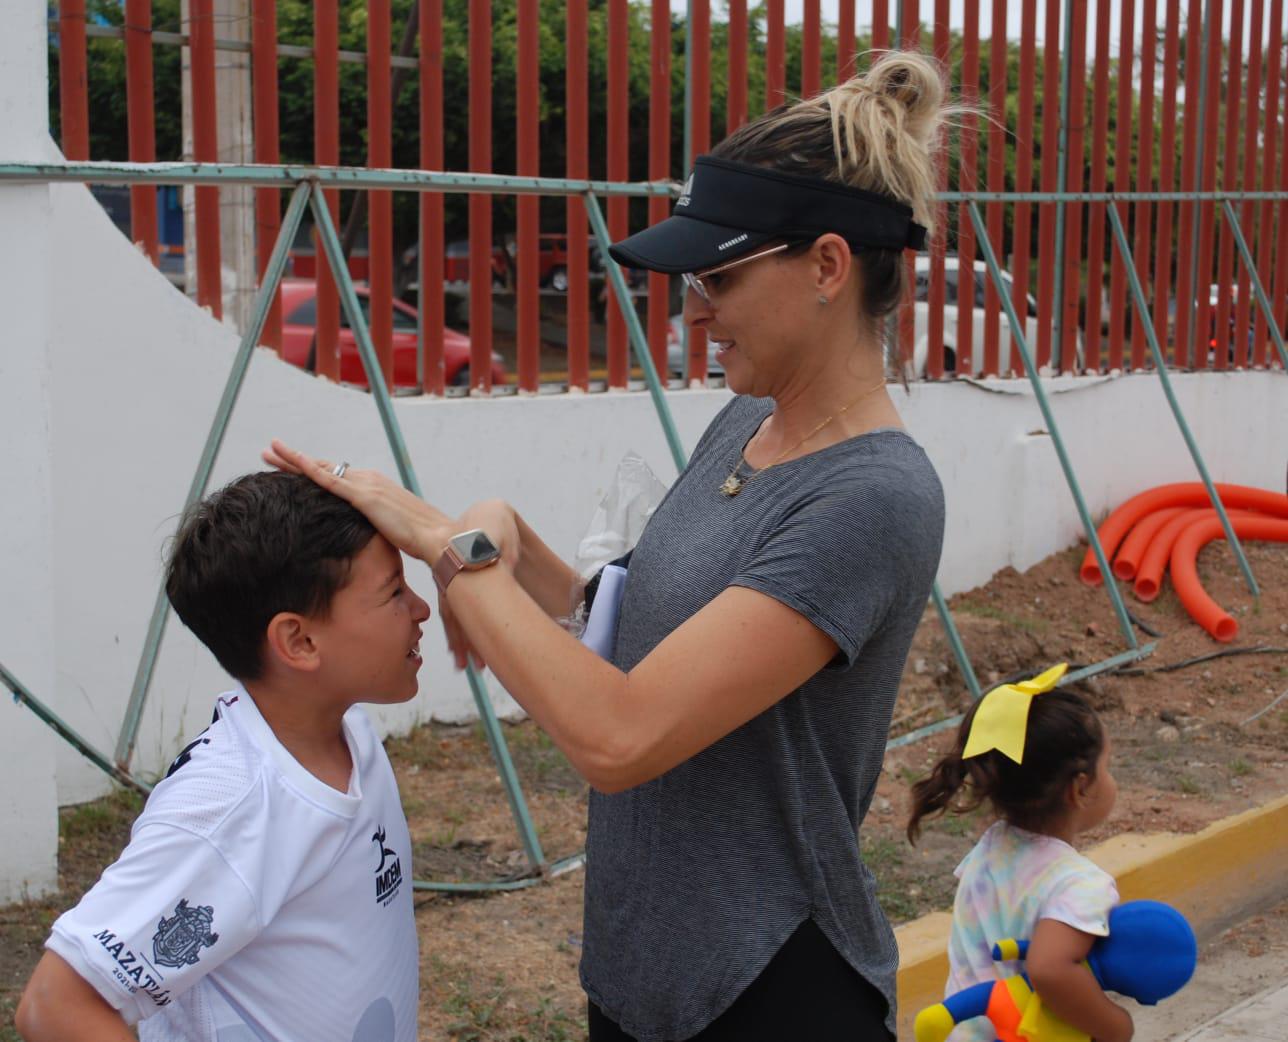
[580,564,627,660]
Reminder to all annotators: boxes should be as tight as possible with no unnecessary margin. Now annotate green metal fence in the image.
[1,158,1285,892]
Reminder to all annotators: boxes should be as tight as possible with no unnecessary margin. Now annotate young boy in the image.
[16,472,431,1042]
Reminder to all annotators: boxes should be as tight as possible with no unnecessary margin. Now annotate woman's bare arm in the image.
[443,556,836,793]
[511,510,584,619]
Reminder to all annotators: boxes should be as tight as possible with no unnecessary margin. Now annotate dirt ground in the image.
[2,539,1286,1041]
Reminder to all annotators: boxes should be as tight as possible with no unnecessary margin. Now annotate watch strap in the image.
[433,543,467,593]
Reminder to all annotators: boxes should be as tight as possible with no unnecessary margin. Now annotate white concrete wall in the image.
[0,1,61,902]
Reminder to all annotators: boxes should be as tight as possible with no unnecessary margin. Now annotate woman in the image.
[269,50,950,1042]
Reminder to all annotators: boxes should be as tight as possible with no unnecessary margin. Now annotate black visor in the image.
[609,155,928,274]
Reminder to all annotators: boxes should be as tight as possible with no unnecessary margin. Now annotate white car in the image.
[910,256,1083,377]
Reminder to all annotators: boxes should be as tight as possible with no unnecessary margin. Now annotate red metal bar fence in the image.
[873,0,890,51]
[983,0,1007,377]
[1130,0,1157,371]
[57,0,90,161]
[606,0,629,388]
[1084,0,1112,372]
[368,0,394,391]
[124,0,159,265]
[251,0,281,354]
[1174,0,1204,368]
[1058,1,1087,373]
[1253,0,1283,367]
[689,0,712,384]
[420,0,447,394]
[956,0,980,377]
[897,0,919,376]
[1152,0,1182,365]
[925,0,950,380]
[1008,0,1038,378]
[767,0,786,107]
[1032,0,1059,371]
[1107,0,1135,372]
[517,0,541,393]
[1236,0,1265,369]
[647,0,671,381]
[1192,0,1225,371]
[468,0,493,394]
[313,0,341,383]
[728,0,748,133]
[189,0,221,318]
[565,0,590,392]
[48,1,1288,396]
[1213,0,1244,371]
[837,0,856,79]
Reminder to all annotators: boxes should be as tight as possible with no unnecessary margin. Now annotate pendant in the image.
[720,473,744,497]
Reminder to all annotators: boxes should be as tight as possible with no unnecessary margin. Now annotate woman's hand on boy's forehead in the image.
[265,440,517,675]
[262,439,451,562]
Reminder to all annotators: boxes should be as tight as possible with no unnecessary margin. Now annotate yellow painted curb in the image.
[894,795,1288,1039]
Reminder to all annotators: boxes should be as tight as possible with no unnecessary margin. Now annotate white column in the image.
[180,0,257,332]
[0,1,61,902]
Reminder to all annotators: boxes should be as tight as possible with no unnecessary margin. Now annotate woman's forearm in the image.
[443,564,637,790]
[511,511,584,619]
[440,555,838,793]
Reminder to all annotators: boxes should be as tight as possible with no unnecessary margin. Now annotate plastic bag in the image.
[560,451,669,639]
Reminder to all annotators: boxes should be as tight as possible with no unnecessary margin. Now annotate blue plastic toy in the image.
[914,900,1197,1042]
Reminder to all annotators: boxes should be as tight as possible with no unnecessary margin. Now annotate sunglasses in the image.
[681,242,796,304]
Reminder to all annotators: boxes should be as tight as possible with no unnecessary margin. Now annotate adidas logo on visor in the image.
[676,174,695,208]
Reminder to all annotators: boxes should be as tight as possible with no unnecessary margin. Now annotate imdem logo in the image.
[372,825,403,906]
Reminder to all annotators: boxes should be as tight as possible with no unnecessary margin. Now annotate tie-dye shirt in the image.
[945,821,1119,1042]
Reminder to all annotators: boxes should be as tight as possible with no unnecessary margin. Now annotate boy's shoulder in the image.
[138,691,266,839]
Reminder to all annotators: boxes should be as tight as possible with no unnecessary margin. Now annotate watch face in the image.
[450,529,500,566]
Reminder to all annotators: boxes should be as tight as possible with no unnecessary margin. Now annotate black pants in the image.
[587,919,893,1042]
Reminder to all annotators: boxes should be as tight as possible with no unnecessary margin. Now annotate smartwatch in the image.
[433,529,503,593]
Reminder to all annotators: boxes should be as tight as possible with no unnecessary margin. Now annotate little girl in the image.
[907,665,1133,1042]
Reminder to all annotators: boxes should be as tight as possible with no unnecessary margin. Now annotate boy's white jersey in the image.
[48,689,419,1042]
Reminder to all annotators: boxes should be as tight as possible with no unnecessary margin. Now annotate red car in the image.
[278,279,507,390]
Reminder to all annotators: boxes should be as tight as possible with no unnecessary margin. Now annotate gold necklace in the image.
[720,378,888,498]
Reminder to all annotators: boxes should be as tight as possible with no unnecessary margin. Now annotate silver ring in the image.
[332,461,349,479]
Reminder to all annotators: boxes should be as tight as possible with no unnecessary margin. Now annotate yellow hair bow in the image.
[962,663,1069,765]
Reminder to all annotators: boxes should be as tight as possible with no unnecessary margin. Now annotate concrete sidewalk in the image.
[1128,898,1288,1042]
[1177,980,1288,1041]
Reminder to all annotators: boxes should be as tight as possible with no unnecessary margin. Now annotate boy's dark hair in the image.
[165,472,377,681]
[906,687,1105,843]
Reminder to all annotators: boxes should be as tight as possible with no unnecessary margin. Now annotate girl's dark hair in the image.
[906,688,1105,843]
[165,472,377,681]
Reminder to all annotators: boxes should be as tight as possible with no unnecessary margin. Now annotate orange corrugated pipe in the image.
[1111,505,1189,581]
[1171,515,1288,641]
[1080,483,1288,585]
[1134,508,1262,601]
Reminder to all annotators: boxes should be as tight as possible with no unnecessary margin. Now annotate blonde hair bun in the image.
[810,51,951,234]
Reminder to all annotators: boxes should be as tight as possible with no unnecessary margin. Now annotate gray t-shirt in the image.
[580,394,945,1042]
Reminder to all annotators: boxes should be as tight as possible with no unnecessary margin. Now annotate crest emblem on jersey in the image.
[152,899,219,968]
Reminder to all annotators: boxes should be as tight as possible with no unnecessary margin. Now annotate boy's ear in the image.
[264,612,322,673]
